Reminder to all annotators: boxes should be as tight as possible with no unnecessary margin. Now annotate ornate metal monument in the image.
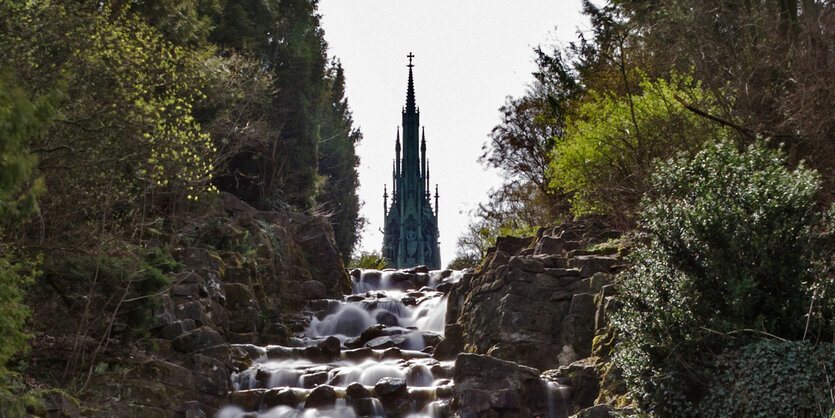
[382,53,441,269]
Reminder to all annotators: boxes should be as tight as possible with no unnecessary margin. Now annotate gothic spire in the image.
[405,52,416,114]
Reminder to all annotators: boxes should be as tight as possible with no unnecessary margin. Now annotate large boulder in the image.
[452,354,546,416]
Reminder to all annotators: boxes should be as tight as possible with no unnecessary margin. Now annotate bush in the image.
[613,140,833,416]
[349,251,388,270]
[701,340,835,417]
[54,248,178,341]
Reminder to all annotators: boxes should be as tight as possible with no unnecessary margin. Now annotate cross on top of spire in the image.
[407,52,415,68]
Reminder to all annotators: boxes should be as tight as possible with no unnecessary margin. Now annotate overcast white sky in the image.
[317,0,589,266]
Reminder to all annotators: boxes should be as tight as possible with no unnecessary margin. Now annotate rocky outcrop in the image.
[439,222,623,370]
[438,220,631,417]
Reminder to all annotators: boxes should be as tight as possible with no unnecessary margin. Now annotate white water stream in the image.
[218,269,462,417]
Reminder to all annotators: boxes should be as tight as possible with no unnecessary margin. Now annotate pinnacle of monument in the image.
[405,52,417,114]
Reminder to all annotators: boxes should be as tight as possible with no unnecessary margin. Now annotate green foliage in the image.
[0,72,52,222]
[700,340,835,417]
[55,249,177,340]
[0,243,41,413]
[613,140,833,416]
[349,251,389,270]
[551,73,727,220]
[446,255,480,270]
[0,69,51,416]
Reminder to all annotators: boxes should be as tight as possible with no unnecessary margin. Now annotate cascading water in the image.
[217,269,464,417]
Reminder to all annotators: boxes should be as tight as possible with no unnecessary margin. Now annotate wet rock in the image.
[421,332,443,348]
[413,265,430,273]
[172,327,224,353]
[366,336,396,349]
[262,388,299,408]
[300,371,329,388]
[261,322,289,345]
[344,347,374,362]
[555,357,601,411]
[317,336,341,360]
[436,385,453,398]
[302,280,327,300]
[304,385,336,409]
[345,382,370,399]
[401,296,417,306]
[375,310,399,326]
[374,377,407,398]
[228,389,263,411]
[380,347,403,360]
[346,295,364,302]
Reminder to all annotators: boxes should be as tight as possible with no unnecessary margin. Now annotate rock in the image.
[301,280,327,300]
[344,347,374,362]
[380,347,403,360]
[374,377,407,398]
[452,354,547,416]
[223,283,254,309]
[304,385,336,409]
[413,265,430,273]
[568,256,617,278]
[574,403,615,418]
[183,400,206,418]
[300,371,329,388]
[317,336,341,360]
[228,389,264,411]
[159,319,197,340]
[508,256,544,273]
[366,336,396,349]
[455,389,491,413]
[177,301,207,326]
[172,327,224,353]
[376,310,399,326]
[454,354,539,392]
[261,322,289,345]
[556,357,601,410]
[345,382,370,399]
[142,360,195,388]
[262,388,298,408]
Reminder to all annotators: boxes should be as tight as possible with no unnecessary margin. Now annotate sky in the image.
[317,0,589,266]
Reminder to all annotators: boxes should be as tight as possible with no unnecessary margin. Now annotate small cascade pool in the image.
[217,269,464,417]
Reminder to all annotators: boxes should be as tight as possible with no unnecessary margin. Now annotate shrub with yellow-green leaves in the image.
[549,73,729,223]
[74,7,217,201]
[0,3,220,238]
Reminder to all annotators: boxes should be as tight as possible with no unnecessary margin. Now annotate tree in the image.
[550,74,728,224]
[316,62,363,262]
[0,71,53,414]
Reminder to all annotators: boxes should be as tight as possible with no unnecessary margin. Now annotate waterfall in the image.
[219,268,460,417]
